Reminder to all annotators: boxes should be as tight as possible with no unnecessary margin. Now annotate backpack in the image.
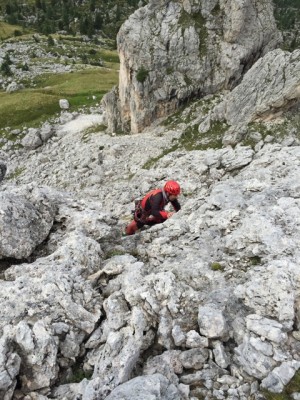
[132,189,163,223]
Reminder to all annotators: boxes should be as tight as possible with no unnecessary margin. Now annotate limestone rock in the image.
[104,373,182,400]
[21,128,43,149]
[215,49,300,126]
[104,0,280,132]
[198,305,229,339]
[59,99,70,109]
[0,187,56,259]
[261,361,300,393]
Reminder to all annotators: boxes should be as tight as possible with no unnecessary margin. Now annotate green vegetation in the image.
[7,166,26,179]
[211,2,221,16]
[178,10,208,56]
[0,21,27,40]
[0,91,60,131]
[33,36,120,69]
[67,364,93,384]
[263,370,300,400]
[210,262,225,271]
[243,114,300,149]
[136,66,149,83]
[142,119,227,169]
[81,123,106,142]
[0,68,118,132]
[0,53,13,76]
[273,0,300,50]
[104,249,126,259]
[142,144,178,170]
[179,120,226,151]
[142,96,227,169]
[0,0,144,41]
[248,256,262,266]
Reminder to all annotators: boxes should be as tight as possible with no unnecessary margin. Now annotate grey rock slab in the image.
[198,305,229,339]
[0,188,56,259]
[234,335,277,379]
[104,373,181,400]
[261,361,300,393]
[245,315,288,344]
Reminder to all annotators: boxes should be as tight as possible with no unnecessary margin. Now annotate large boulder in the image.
[103,0,280,133]
[0,187,56,259]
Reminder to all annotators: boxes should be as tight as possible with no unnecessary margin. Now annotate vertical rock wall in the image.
[103,0,281,133]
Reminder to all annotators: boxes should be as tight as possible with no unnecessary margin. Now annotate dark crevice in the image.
[0,257,29,279]
[0,219,69,279]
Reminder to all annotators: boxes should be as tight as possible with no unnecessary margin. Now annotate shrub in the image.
[1,60,12,76]
[136,66,149,83]
[21,63,29,71]
[47,35,55,46]
[210,262,225,271]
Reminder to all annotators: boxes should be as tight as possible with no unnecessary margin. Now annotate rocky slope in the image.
[0,2,300,400]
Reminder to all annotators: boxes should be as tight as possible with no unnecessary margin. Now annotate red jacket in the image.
[140,189,181,221]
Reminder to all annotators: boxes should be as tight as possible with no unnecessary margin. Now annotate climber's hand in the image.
[167,212,175,218]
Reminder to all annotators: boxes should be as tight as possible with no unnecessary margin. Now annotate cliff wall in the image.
[104,0,281,133]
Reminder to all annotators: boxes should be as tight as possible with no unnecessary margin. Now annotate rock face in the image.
[213,48,300,126]
[104,0,280,133]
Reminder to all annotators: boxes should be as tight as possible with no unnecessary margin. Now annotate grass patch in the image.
[41,41,119,69]
[143,96,227,168]
[67,363,93,384]
[179,120,227,151]
[81,124,106,141]
[0,68,118,131]
[0,21,26,40]
[98,49,120,65]
[7,166,26,180]
[142,144,179,170]
[244,114,300,148]
[0,91,60,130]
[34,68,118,96]
[104,249,126,259]
[163,95,221,128]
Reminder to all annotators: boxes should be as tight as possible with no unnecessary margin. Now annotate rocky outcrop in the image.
[2,126,300,399]
[0,187,56,259]
[0,185,114,397]
[212,48,300,127]
[104,0,281,133]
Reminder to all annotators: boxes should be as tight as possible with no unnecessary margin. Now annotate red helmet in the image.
[164,180,181,196]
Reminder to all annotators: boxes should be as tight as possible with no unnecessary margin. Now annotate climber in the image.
[125,180,181,235]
